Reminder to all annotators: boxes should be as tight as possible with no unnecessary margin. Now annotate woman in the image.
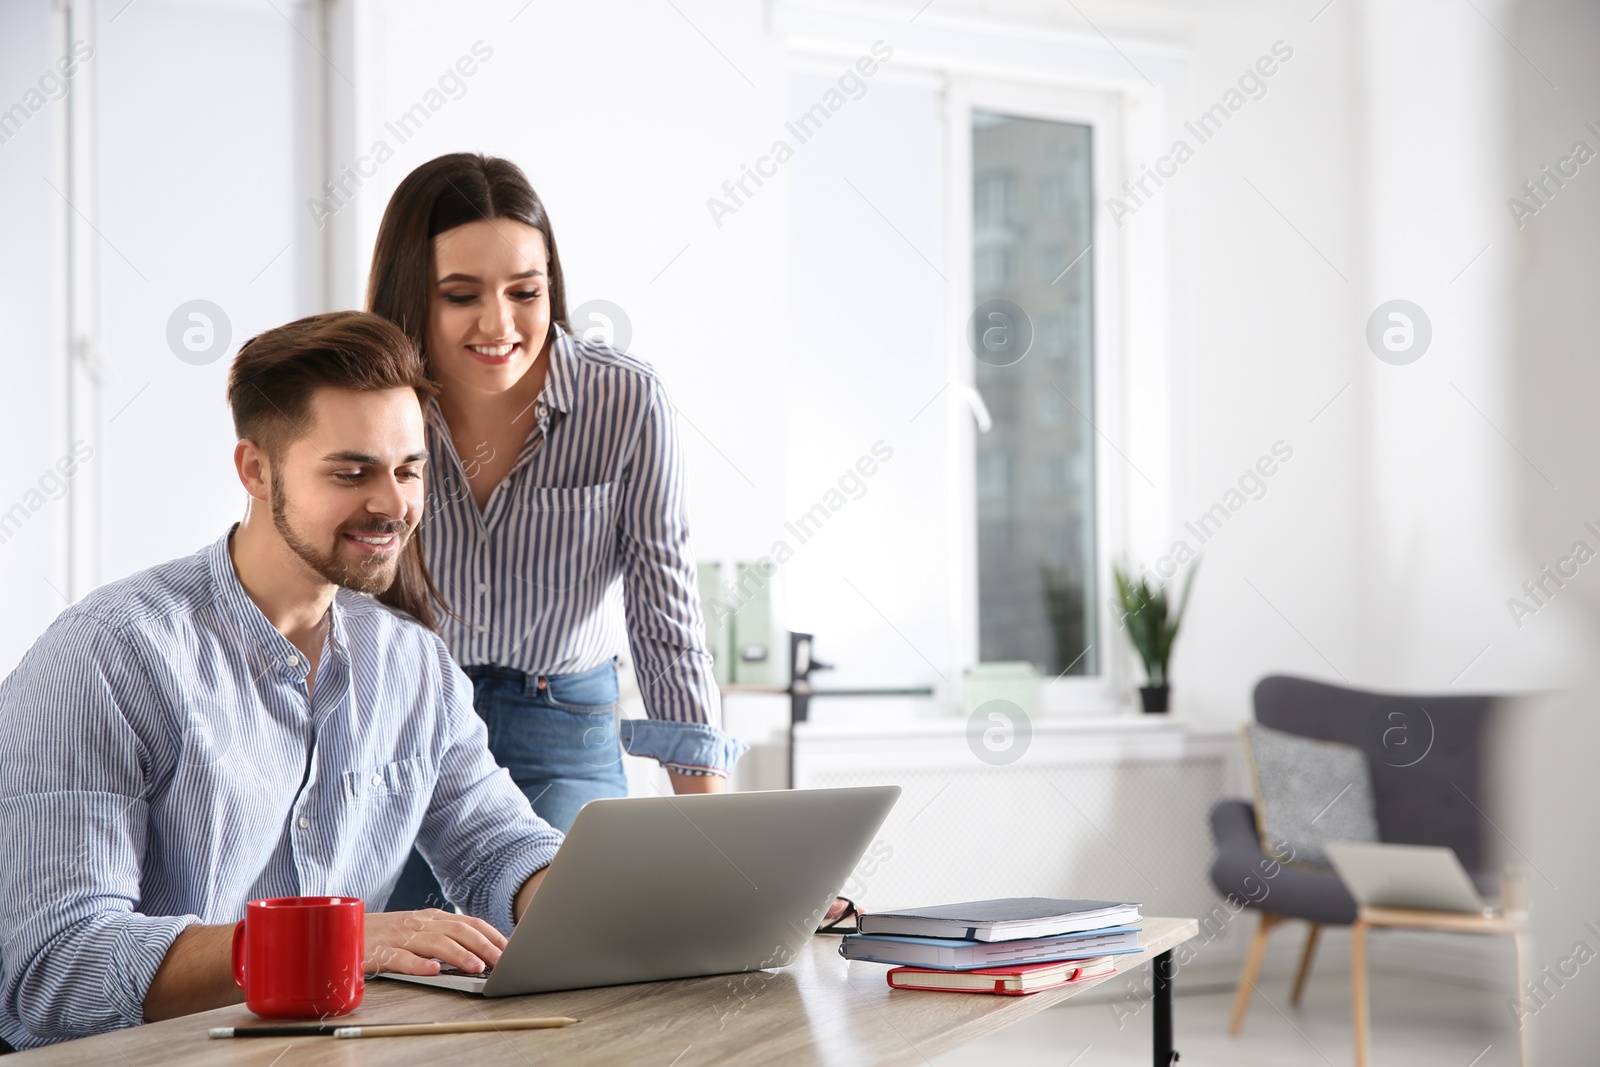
[370,153,747,911]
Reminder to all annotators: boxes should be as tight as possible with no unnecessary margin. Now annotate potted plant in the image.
[1112,563,1197,713]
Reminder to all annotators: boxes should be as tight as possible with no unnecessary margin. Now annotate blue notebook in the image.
[839,925,1142,970]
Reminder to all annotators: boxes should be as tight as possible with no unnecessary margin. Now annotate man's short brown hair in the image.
[227,311,436,460]
[226,310,444,630]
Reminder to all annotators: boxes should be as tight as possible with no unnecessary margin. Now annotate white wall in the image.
[3,0,1579,724]
[0,0,325,673]
[1502,0,1600,1056]
[339,0,795,563]
[336,0,1365,720]
[1145,0,1368,714]
[93,0,324,584]
[1502,0,1600,682]
[0,1,72,666]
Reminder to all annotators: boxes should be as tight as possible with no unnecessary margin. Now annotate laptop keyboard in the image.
[436,965,493,977]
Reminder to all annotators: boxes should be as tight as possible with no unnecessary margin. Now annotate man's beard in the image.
[270,477,409,595]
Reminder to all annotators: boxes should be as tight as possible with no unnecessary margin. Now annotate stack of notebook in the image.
[839,897,1142,995]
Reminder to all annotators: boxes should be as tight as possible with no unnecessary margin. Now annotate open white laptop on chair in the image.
[1325,842,1493,916]
[380,785,900,995]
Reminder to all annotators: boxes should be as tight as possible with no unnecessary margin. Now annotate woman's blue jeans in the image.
[386,661,628,912]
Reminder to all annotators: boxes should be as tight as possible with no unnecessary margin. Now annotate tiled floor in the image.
[930,967,1518,1067]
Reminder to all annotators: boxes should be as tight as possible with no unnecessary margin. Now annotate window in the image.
[1039,173,1067,218]
[976,452,1010,502]
[973,169,1019,229]
[971,111,1097,679]
[974,247,1013,290]
[1035,389,1065,428]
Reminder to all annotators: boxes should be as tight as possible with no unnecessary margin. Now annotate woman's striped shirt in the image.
[421,326,744,777]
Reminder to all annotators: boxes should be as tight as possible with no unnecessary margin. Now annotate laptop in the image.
[1324,842,1492,915]
[380,785,901,995]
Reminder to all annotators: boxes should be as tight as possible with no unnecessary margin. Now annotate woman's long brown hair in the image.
[366,152,570,359]
[364,153,570,625]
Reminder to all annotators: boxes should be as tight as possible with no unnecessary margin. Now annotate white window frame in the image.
[769,0,1178,713]
[946,79,1132,716]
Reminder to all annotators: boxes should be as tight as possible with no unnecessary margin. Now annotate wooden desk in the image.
[8,917,1197,1066]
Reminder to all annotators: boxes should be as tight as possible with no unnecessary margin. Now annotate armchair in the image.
[1209,674,1496,1033]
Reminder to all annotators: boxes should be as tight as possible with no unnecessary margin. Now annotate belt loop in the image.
[527,671,547,695]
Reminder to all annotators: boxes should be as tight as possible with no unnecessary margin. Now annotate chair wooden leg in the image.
[1229,911,1281,1036]
[1512,930,1532,1067]
[1352,919,1371,1067]
[1290,922,1322,1006]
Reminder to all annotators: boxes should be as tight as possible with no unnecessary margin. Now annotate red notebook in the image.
[886,956,1117,995]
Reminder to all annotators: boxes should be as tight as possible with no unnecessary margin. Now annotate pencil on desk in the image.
[333,1017,579,1038]
[210,1024,353,1037]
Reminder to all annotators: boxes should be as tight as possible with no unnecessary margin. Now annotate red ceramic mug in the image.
[232,896,365,1018]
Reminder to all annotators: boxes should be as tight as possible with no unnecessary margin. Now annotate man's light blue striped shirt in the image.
[0,530,562,1049]
[422,326,745,776]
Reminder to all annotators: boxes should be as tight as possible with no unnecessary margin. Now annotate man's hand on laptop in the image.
[364,908,508,975]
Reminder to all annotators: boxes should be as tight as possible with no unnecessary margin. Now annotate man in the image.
[0,312,562,1049]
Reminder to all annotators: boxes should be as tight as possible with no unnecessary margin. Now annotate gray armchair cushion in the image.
[1241,722,1380,867]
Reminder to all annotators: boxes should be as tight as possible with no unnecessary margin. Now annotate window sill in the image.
[793,713,1235,742]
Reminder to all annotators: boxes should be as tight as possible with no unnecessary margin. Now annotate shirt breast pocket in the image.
[344,755,433,803]
[514,482,619,593]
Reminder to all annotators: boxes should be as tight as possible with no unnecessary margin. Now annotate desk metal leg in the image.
[1153,949,1178,1066]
